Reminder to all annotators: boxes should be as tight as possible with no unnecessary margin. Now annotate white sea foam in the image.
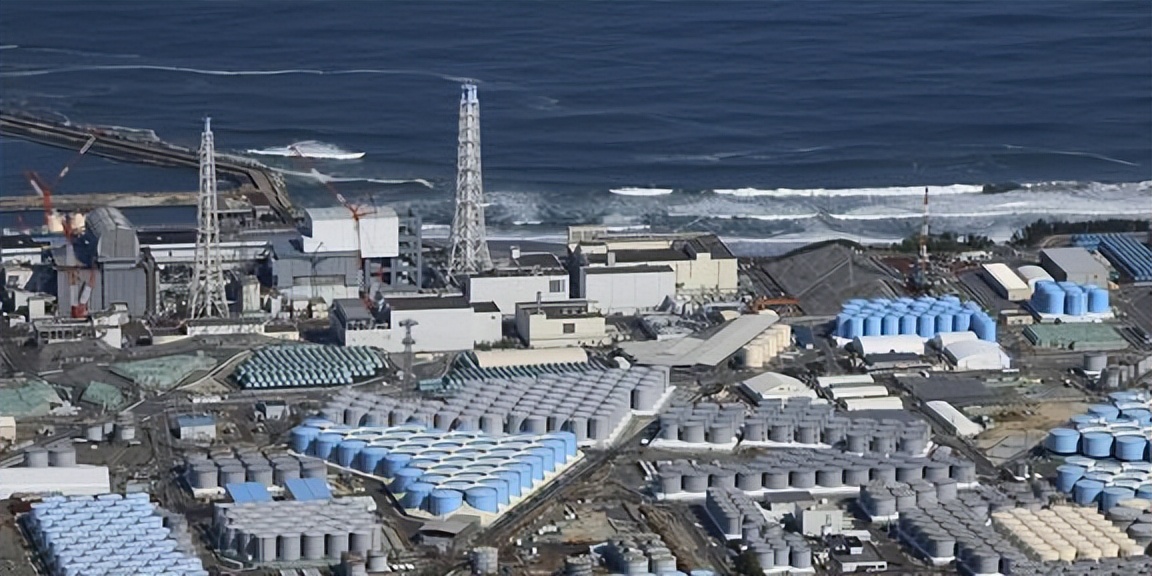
[248,140,365,160]
[0,45,18,50]
[610,187,674,197]
[0,65,470,83]
[275,167,432,188]
[711,184,985,198]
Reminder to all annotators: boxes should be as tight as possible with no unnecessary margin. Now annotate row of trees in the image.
[1010,218,1149,246]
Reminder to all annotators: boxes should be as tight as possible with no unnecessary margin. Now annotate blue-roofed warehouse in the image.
[285,477,332,501]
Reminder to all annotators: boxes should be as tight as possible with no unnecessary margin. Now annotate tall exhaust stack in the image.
[447,83,493,277]
[187,117,230,319]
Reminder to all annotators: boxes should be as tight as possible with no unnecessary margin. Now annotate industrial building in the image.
[571,264,676,315]
[924,401,982,437]
[0,416,14,442]
[0,463,112,499]
[173,414,217,441]
[514,299,608,348]
[569,228,739,296]
[330,295,501,353]
[464,251,570,314]
[59,207,154,317]
[942,338,1012,371]
[981,262,1030,301]
[1040,247,1109,286]
[739,372,817,402]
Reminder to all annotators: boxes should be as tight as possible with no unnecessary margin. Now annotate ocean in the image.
[2,1,1149,254]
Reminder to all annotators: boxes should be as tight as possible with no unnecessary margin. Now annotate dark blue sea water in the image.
[2,1,1150,250]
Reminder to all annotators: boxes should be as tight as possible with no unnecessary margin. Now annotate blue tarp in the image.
[284,477,332,501]
[225,482,272,503]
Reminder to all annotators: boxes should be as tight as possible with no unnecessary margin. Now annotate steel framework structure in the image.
[447,83,493,276]
[188,117,230,319]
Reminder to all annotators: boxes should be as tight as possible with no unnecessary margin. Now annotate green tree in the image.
[734,548,764,575]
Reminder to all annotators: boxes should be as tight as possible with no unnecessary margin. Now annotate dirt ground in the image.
[974,400,1089,463]
[0,505,37,576]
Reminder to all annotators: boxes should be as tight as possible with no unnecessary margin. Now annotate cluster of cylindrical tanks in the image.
[183,447,322,491]
[858,478,960,518]
[292,420,577,517]
[704,487,812,570]
[22,444,78,468]
[597,535,681,575]
[1100,357,1152,389]
[991,506,1145,562]
[1046,393,1152,462]
[318,366,668,444]
[26,493,207,576]
[898,500,1032,574]
[1031,280,1110,316]
[739,323,791,369]
[656,448,975,496]
[742,400,932,454]
[213,498,382,563]
[1055,459,1152,510]
[835,296,996,341]
[657,403,746,445]
[233,345,387,389]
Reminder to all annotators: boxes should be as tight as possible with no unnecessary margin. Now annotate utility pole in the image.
[400,318,418,388]
[447,83,493,277]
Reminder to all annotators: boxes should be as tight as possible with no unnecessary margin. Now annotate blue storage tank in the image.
[864,316,882,337]
[539,438,569,464]
[401,482,434,509]
[935,313,954,334]
[549,431,578,456]
[899,315,917,335]
[971,314,995,341]
[493,469,522,498]
[1073,479,1106,505]
[391,468,424,492]
[1137,484,1152,500]
[848,299,870,309]
[1064,286,1087,316]
[313,433,344,460]
[882,315,900,336]
[952,311,972,332]
[917,314,936,338]
[336,440,367,468]
[1100,486,1135,511]
[1114,435,1148,461]
[1055,465,1086,492]
[357,446,390,475]
[1080,432,1114,458]
[1046,428,1081,454]
[381,453,413,477]
[465,486,499,513]
[507,462,533,489]
[519,453,545,481]
[1121,409,1152,426]
[479,477,510,506]
[427,489,463,516]
[836,314,852,338]
[302,417,333,428]
[528,446,556,472]
[289,427,321,454]
[963,301,982,312]
[847,316,865,339]
[1087,404,1121,419]
[1086,286,1109,313]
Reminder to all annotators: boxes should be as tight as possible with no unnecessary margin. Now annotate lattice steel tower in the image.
[188,117,230,319]
[447,83,493,276]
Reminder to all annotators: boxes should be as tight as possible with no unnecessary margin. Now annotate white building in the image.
[797,505,845,537]
[0,416,15,442]
[302,206,399,258]
[982,263,1031,301]
[574,265,676,315]
[925,401,982,437]
[827,385,890,401]
[815,374,875,390]
[944,340,1012,371]
[331,296,502,354]
[174,414,217,441]
[465,252,570,315]
[740,372,818,403]
[851,335,925,357]
[571,230,738,296]
[0,466,111,499]
[841,397,904,411]
[514,300,609,349]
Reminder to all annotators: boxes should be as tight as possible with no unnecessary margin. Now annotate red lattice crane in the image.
[26,171,95,318]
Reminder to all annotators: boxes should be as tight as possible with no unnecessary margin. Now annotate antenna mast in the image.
[447,83,493,277]
[188,117,230,319]
[400,319,418,388]
[919,186,930,268]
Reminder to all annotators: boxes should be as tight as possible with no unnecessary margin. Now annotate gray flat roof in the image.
[333,298,374,321]
[1041,247,1107,274]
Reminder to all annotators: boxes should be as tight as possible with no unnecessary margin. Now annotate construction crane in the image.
[26,171,94,317]
[288,146,377,294]
[748,296,800,313]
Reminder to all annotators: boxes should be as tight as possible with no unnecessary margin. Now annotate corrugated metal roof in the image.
[285,477,332,501]
[623,313,779,367]
[0,466,111,499]
[226,481,272,503]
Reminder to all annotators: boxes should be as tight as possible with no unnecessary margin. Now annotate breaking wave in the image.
[0,64,472,83]
[248,140,365,160]
[711,184,985,198]
[610,187,674,197]
[275,167,432,188]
